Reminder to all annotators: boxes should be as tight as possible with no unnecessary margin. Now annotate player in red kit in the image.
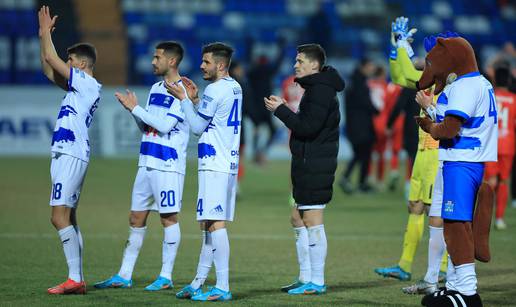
[485,65,516,230]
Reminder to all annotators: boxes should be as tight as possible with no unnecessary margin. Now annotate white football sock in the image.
[294,226,311,283]
[58,225,82,282]
[445,255,458,291]
[424,226,446,284]
[308,224,327,286]
[191,231,213,289]
[454,263,477,296]
[73,225,84,281]
[159,223,181,280]
[118,226,146,280]
[211,228,230,292]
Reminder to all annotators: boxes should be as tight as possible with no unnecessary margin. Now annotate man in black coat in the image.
[264,44,345,295]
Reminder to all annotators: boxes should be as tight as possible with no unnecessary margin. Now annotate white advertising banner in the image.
[0,86,350,160]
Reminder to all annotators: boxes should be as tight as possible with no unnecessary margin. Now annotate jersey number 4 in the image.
[227,99,240,134]
[488,89,497,124]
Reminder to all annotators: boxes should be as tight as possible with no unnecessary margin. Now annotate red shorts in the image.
[390,116,404,152]
[485,154,514,181]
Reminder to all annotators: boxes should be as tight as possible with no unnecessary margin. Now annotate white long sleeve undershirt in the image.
[131,105,179,134]
[180,98,210,136]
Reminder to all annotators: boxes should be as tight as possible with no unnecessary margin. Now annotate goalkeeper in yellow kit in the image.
[374,17,454,295]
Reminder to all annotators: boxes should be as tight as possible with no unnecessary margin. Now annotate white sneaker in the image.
[495,218,507,230]
[402,280,438,295]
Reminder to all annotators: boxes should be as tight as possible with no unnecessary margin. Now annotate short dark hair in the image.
[202,42,234,68]
[67,43,97,68]
[156,41,184,66]
[296,44,326,71]
[494,65,511,88]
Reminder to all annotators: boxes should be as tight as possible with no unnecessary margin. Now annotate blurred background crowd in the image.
[1,0,515,195]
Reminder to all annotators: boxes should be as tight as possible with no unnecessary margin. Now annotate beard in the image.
[202,69,216,81]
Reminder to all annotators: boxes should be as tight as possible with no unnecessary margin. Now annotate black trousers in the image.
[343,140,374,186]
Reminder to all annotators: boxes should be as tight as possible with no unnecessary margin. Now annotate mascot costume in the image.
[415,37,497,307]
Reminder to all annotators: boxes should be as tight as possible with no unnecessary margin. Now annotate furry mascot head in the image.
[417,37,478,94]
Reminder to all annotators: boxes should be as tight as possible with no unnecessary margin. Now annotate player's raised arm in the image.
[38,6,69,90]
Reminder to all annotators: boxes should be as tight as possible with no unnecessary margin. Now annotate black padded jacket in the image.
[274,66,345,205]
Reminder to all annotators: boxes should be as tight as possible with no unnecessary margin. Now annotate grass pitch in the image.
[0,158,515,306]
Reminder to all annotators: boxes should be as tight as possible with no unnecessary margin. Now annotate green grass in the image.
[0,157,515,306]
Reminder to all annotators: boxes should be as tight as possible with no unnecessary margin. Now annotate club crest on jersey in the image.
[198,143,216,158]
[57,105,78,119]
[149,93,174,108]
[202,94,213,109]
[444,200,454,213]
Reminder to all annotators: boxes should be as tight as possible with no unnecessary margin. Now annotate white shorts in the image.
[196,170,237,221]
[131,167,184,214]
[49,152,88,208]
[429,161,443,217]
[296,204,326,210]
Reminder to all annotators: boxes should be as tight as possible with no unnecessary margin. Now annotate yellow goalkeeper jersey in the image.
[390,48,439,151]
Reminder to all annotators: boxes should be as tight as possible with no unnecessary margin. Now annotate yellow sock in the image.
[440,250,448,272]
[398,214,425,273]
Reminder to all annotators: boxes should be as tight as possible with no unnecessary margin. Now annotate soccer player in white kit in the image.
[166,42,242,301]
[38,6,101,295]
[94,42,189,291]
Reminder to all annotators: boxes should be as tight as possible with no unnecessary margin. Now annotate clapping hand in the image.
[391,16,417,58]
[415,90,433,109]
[38,6,57,37]
[264,95,285,112]
[115,90,138,111]
[392,16,417,43]
[165,81,187,101]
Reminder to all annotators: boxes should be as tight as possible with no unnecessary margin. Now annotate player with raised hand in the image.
[166,42,241,302]
[94,42,189,292]
[39,5,101,295]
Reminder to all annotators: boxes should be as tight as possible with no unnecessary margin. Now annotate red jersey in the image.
[369,80,402,136]
[495,88,516,155]
[282,75,304,113]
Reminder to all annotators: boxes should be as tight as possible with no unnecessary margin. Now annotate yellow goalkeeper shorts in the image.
[408,149,439,204]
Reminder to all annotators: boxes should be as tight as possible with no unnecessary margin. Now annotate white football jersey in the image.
[51,67,102,162]
[435,72,498,162]
[138,81,190,174]
[197,77,242,174]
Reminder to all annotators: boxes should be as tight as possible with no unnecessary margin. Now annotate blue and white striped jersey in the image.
[435,72,498,162]
[138,81,190,174]
[51,67,102,162]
